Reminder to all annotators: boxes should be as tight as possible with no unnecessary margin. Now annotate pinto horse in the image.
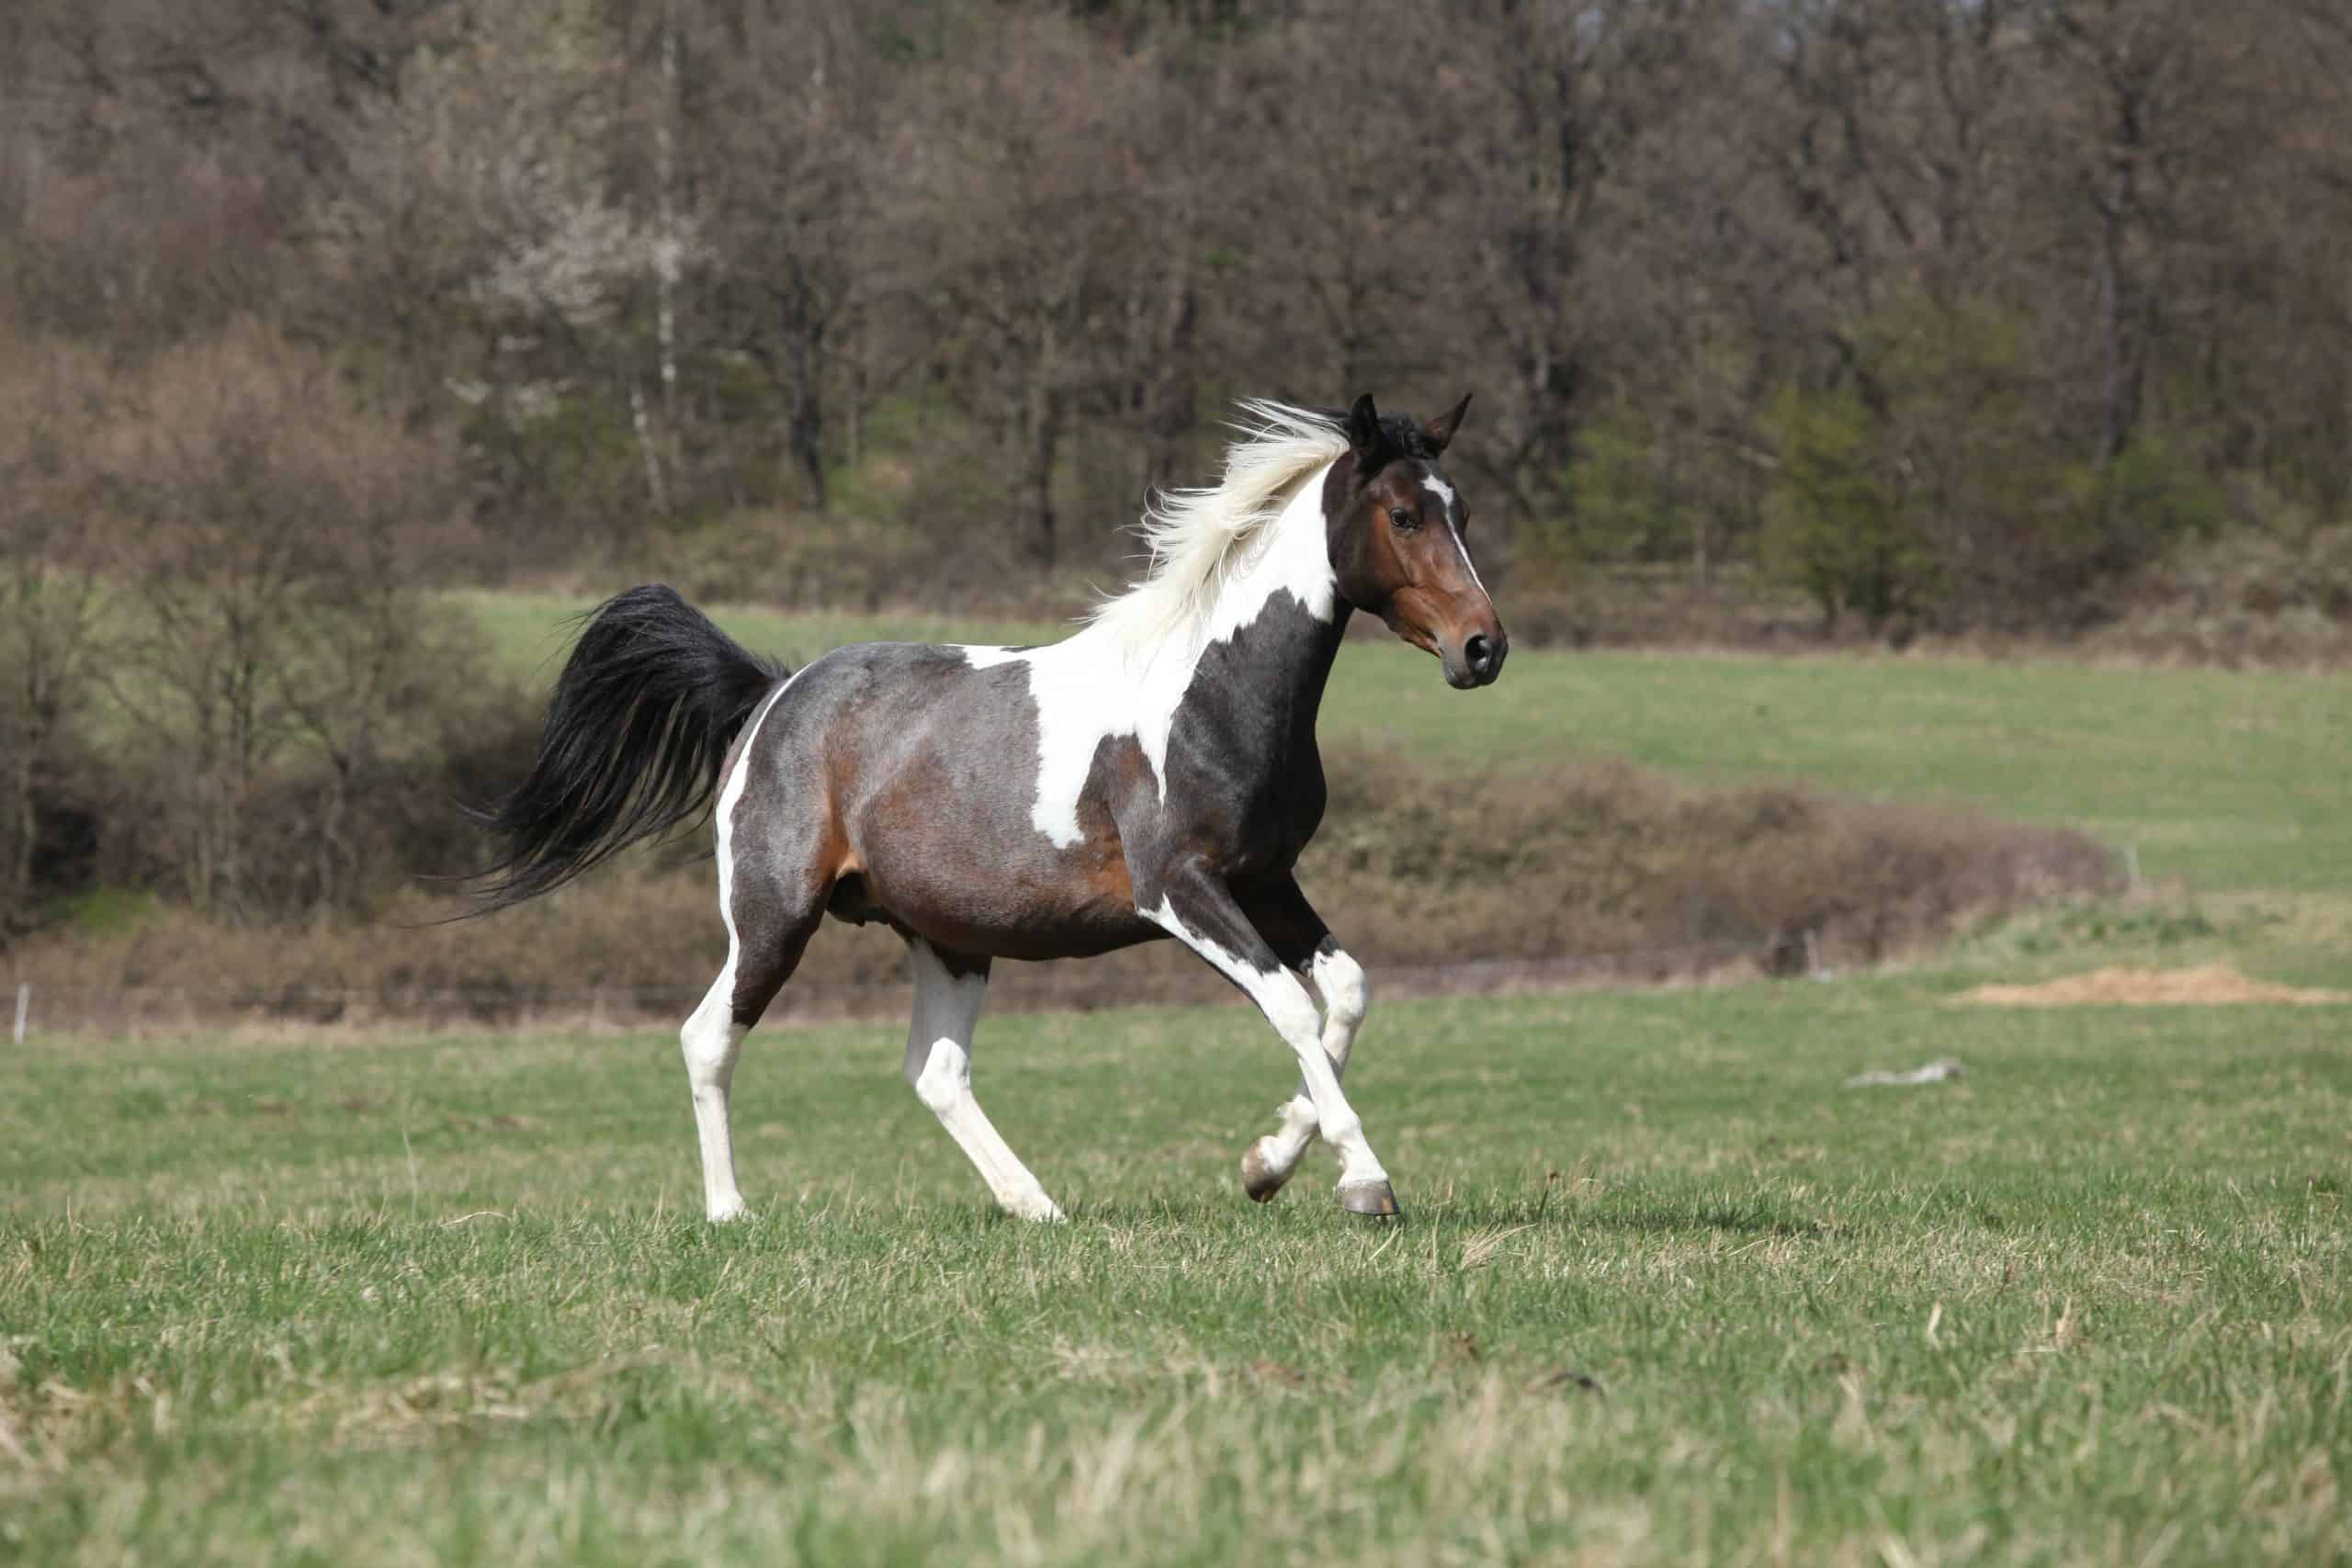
[469,395,1506,1222]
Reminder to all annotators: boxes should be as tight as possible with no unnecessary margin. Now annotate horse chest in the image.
[1154,735,1327,877]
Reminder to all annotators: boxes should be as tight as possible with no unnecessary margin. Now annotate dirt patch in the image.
[1960,964,2349,1008]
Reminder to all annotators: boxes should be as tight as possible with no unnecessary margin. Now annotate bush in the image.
[1758,385,1933,633]
[0,328,517,939]
[2090,505,2352,667]
[6,745,2120,1029]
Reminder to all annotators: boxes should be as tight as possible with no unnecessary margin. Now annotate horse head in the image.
[1323,392,1507,689]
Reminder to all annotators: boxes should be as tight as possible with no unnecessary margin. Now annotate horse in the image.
[466,393,1506,1223]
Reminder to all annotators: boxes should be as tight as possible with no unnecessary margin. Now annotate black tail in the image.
[462,585,788,913]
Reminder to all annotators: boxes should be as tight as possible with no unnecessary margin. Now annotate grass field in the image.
[6,898,2350,1564]
[6,597,2341,1562]
[455,592,2351,894]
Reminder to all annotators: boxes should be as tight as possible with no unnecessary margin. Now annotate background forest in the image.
[2,0,2347,967]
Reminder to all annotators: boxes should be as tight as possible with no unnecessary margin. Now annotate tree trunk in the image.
[1141,269,1197,500]
[7,723,35,929]
[629,381,671,514]
[845,304,867,471]
[655,0,683,440]
[786,307,827,511]
[1026,385,1062,567]
[2093,196,2146,468]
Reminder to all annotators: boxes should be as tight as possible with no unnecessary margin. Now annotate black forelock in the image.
[1309,402,1440,462]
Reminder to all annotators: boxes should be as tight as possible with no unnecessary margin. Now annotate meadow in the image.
[6,903,2349,1565]
[6,608,2347,1563]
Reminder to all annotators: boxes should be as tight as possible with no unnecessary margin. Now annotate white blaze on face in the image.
[1419,468,1487,598]
[958,467,1339,849]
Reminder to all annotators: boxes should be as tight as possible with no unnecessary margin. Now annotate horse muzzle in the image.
[1442,626,1509,689]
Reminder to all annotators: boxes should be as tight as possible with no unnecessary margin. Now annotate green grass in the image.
[18,593,2328,1562]
[454,592,2351,895]
[6,907,2350,1563]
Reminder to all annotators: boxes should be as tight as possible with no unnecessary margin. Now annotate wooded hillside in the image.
[3,0,2347,943]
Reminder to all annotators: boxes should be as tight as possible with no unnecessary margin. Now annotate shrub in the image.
[8,746,2120,1028]
[2090,505,2352,667]
[1758,385,1933,633]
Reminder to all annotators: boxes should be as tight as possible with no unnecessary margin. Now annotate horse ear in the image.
[1347,393,1386,479]
[1424,392,1473,454]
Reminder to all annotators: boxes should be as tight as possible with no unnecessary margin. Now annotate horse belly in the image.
[854,832,1158,960]
[844,761,1158,961]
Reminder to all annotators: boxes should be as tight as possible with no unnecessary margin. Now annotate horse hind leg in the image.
[680,739,831,1222]
[903,938,1065,1223]
[680,970,754,1224]
[680,866,823,1222]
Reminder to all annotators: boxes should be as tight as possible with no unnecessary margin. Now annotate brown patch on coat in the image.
[842,727,1158,962]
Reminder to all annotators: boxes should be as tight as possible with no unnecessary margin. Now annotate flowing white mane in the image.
[1087,400,1348,652]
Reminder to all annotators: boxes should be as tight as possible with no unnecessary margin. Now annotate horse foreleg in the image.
[903,939,1066,1223]
[1230,880,1369,1203]
[1144,863,1398,1219]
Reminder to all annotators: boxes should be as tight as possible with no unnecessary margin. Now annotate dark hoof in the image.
[1338,1180,1403,1220]
[1241,1142,1287,1203]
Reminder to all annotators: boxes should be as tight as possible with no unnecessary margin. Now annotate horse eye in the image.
[1387,506,1417,530]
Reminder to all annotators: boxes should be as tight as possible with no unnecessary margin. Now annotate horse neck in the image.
[1182,475,1351,752]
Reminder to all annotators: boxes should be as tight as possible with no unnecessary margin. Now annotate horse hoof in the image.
[1338,1180,1402,1220]
[1241,1142,1289,1203]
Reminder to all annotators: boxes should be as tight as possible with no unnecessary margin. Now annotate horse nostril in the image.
[1464,634,1495,675]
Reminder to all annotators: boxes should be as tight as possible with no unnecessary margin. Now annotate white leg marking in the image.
[904,942,1066,1223]
[681,679,793,1224]
[681,976,749,1223]
[1146,900,1390,1190]
[1252,946,1371,1187]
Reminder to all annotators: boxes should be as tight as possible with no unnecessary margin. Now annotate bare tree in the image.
[889,11,1153,563]
[684,0,881,512]
[0,347,107,934]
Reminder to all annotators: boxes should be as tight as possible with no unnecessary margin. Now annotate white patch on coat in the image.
[1091,400,1349,652]
[1143,897,1321,1043]
[1420,473,1457,517]
[956,458,1340,849]
[679,672,798,1223]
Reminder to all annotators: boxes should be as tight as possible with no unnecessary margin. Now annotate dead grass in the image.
[1959,964,2351,1008]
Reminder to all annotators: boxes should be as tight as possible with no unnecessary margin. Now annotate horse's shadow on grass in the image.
[1399,1195,1826,1240]
[1057,1192,1828,1241]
